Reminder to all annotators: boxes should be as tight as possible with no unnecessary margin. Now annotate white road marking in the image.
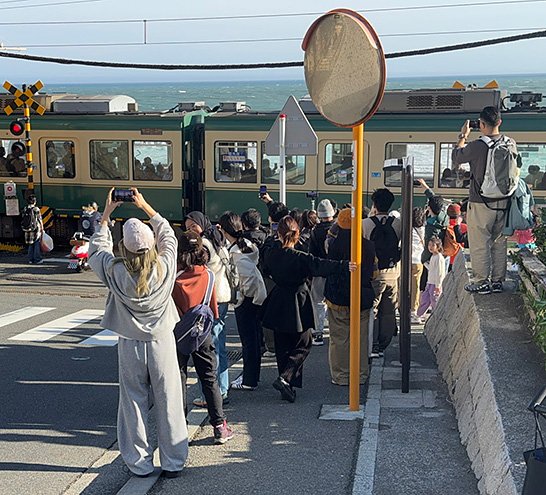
[8,309,104,342]
[0,306,55,328]
[80,329,119,347]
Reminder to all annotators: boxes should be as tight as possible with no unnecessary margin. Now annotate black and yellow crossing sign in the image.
[2,80,45,196]
[2,80,45,116]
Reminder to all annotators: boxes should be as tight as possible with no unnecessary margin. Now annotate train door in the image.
[183,123,205,215]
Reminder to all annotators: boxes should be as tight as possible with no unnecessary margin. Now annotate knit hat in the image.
[317,199,335,219]
[337,208,352,230]
[447,203,461,217]
[122,218,155,254]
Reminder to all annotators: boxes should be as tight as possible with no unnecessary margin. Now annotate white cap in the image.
[122,218,155,254]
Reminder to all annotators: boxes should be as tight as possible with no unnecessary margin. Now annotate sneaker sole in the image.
[312,341,324,346]
[214,435,234,445]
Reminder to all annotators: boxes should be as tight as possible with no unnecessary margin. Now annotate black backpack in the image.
[370,216,400,270]
[174,268,215,356]
[21,206,39,232]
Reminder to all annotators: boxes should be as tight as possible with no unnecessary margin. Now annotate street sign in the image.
[264,95,318,156]
[3,80,45,116]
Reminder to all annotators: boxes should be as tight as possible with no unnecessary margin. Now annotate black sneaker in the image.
[163,470,183,479]
[491,281,503,293]
[464,280,491,295]
[312,334,324,346]
[272,377,296,402]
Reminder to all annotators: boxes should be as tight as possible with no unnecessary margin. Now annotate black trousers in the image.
[273,329,313,389]
[234,297,262,387]
[176,334,225,427]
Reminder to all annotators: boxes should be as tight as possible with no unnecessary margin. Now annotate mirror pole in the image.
[279,114,287,204]
[349,123,364,411]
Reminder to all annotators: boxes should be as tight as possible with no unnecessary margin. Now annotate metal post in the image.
[349,123,364,411]
[400,157,414,393]
[279,114,286,205]
[22,84,33,198]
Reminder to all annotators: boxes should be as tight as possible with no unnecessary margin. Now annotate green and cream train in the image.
[0,86,545,242]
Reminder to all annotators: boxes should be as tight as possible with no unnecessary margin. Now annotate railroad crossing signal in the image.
[2,80,45,116]
[2,80,45,197]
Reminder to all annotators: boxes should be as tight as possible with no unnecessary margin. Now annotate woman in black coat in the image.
[261,215,355,402]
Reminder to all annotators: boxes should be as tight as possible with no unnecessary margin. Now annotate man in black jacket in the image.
[325,208,376,385]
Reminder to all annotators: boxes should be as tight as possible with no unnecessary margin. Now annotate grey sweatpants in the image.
[467,200,508,283]
[117,332,188,475]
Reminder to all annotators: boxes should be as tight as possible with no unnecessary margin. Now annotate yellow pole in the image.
[349,123,364,411]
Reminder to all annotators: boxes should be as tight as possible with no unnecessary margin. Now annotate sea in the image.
[46,74,546,113]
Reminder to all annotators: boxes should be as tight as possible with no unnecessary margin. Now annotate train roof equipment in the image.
[52,95,138,113]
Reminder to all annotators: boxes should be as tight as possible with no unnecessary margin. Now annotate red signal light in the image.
[9,119,25,136]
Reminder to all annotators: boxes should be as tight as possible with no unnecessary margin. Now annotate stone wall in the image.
[424,254,518,495]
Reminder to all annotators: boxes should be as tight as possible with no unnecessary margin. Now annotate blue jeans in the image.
[211,302,229,396]
[28,239,42,264]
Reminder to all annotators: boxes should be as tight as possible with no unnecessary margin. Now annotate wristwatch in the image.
[457,133,467,140]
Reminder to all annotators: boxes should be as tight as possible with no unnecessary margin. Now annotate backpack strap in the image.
[202,268,215,306]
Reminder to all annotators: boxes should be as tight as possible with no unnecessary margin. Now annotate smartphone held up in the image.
[112,189,135,202]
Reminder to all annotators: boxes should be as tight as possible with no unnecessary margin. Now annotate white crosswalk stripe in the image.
[0,306,55,328]
[9,309,104,343]
[80,329,119,347]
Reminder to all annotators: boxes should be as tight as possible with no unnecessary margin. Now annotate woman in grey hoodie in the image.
[88,188,187,479]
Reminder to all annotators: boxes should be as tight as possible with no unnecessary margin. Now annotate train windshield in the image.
[384,143,434,187]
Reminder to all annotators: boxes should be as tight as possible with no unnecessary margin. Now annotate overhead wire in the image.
[0,0,544,23]
[0,29,545,70]
[15,27,546,48]
[0,0,103,10]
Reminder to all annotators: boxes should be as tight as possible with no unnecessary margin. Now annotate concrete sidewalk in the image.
[148,326,478,495]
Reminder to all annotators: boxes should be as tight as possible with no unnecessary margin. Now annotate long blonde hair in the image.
[115,241,163,297]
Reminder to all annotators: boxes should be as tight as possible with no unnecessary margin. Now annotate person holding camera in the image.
[452,106,519,295]
[88,187,187,478]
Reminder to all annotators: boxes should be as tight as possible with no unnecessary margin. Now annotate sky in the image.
[0,0,545,83]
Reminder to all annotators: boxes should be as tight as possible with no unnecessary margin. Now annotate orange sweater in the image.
[172,265,219,319]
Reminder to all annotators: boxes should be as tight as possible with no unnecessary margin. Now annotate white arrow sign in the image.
[265,95,318,156]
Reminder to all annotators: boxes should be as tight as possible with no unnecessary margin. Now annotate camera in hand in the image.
[259,185,267,198]
[469,119,480,130]
[306,191,318,199]
[112,189,135,202]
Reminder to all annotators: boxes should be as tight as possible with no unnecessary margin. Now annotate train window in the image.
[133,141,173,181]
[384,143,435,187]
[46,140,75,179]
[0,139,27,177]
[325,143,352,185]
[90,140,129,180]
[261,144,306,185]
[519,144,546,190]
[214,141,258,183]
[439,143,470,189]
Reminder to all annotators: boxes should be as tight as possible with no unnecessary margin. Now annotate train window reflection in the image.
[519,144,546,190]
[90,140,129,180]
[133,141,173,181]
[261,144,306,185]
[385,143,435,188]
[215,141,257,183]
[0,139,27,177]
[46,140,75,179]
[439,143,470,189]
[325,143,352,185]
